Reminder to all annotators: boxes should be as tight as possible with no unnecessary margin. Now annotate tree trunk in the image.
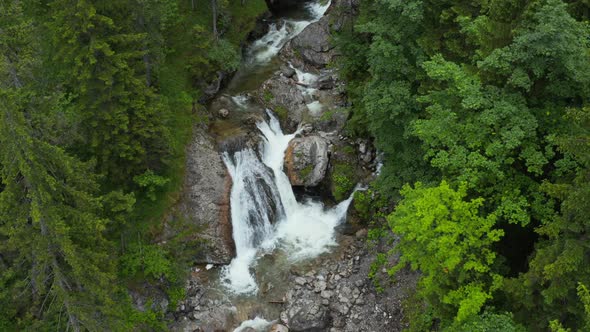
[211,0,218,40]
[136,14,152,87]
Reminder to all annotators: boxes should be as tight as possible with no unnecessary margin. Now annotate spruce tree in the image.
[0,90,129,331]
[46,0,170,184]
[0,2,132,328]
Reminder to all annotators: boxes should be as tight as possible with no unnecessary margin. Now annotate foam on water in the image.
[221,147,285,294]
[307,101,324,115]
[233,316,273,332]
[232,95,249,109]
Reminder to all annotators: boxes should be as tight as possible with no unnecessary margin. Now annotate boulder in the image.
[218,108,230,118]
[175,128,235,264]
[280,65,296,78]
[289,16,335,68]
[189,302,238,332]
[284,136,330,187]
[283,297,329,332]
[259,74,307,131]
[270,324,289,332]
[202,72,225,101]
[317,75,336,90]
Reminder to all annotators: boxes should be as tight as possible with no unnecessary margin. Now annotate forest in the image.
[0,0,589,331]
[337,0,590,330]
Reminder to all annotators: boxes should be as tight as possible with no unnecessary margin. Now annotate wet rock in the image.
[247,11,272,41]
[289,16,335,68]
[270,323,289,332]
[283,297,329,332]
[294,277,307,286]
[300,123,313,135]
[259,74,307,131]
[355,229,368,239]
[318,75,336,90]
[284,136,329,187]
[202,71,225,100]
[218,108,230,118]
[174,129,235,264]
[280,65,296,78]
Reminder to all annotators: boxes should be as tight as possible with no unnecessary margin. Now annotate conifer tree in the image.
[46,0,170,184]
[0,2,131,328]
[0,90,130,331]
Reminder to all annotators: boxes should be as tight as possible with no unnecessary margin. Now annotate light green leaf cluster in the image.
[388,181,503,324]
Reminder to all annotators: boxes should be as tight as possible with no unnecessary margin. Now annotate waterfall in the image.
[221,111,356,294]
[246,1,331,64]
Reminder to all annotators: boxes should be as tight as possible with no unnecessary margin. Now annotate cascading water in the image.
[291,64,324,115]
[221,111,356,294]
[245,1,331,64]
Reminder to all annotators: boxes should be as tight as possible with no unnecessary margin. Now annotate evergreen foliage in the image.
[338,0,590,329]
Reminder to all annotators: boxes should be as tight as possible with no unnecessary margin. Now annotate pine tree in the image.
[0,90,130,331]
[46,0,170,184]
[0,2,132,328]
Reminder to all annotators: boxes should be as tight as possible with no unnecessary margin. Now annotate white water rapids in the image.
[246,1,331,64]
[221,111,355,294]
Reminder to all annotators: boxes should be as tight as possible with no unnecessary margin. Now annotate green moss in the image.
[300,164,314,180]
[264,90,274,103]
[353,190,372,220]
[166,286,186,311]
[332,163,355,201]
[320,109,336,121]
[274,105,288,121]
[341,145,355,155]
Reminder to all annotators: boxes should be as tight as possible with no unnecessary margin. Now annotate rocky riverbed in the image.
[172,231,418,332]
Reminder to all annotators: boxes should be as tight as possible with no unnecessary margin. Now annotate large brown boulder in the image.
[284,136,330,187]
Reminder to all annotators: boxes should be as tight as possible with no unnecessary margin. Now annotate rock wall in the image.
[176,126,235,265]
[288,16,336,68]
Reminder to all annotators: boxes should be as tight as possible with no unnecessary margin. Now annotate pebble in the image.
[321,290,333,299]
[294,277,307,286]
[314,280,327,292]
